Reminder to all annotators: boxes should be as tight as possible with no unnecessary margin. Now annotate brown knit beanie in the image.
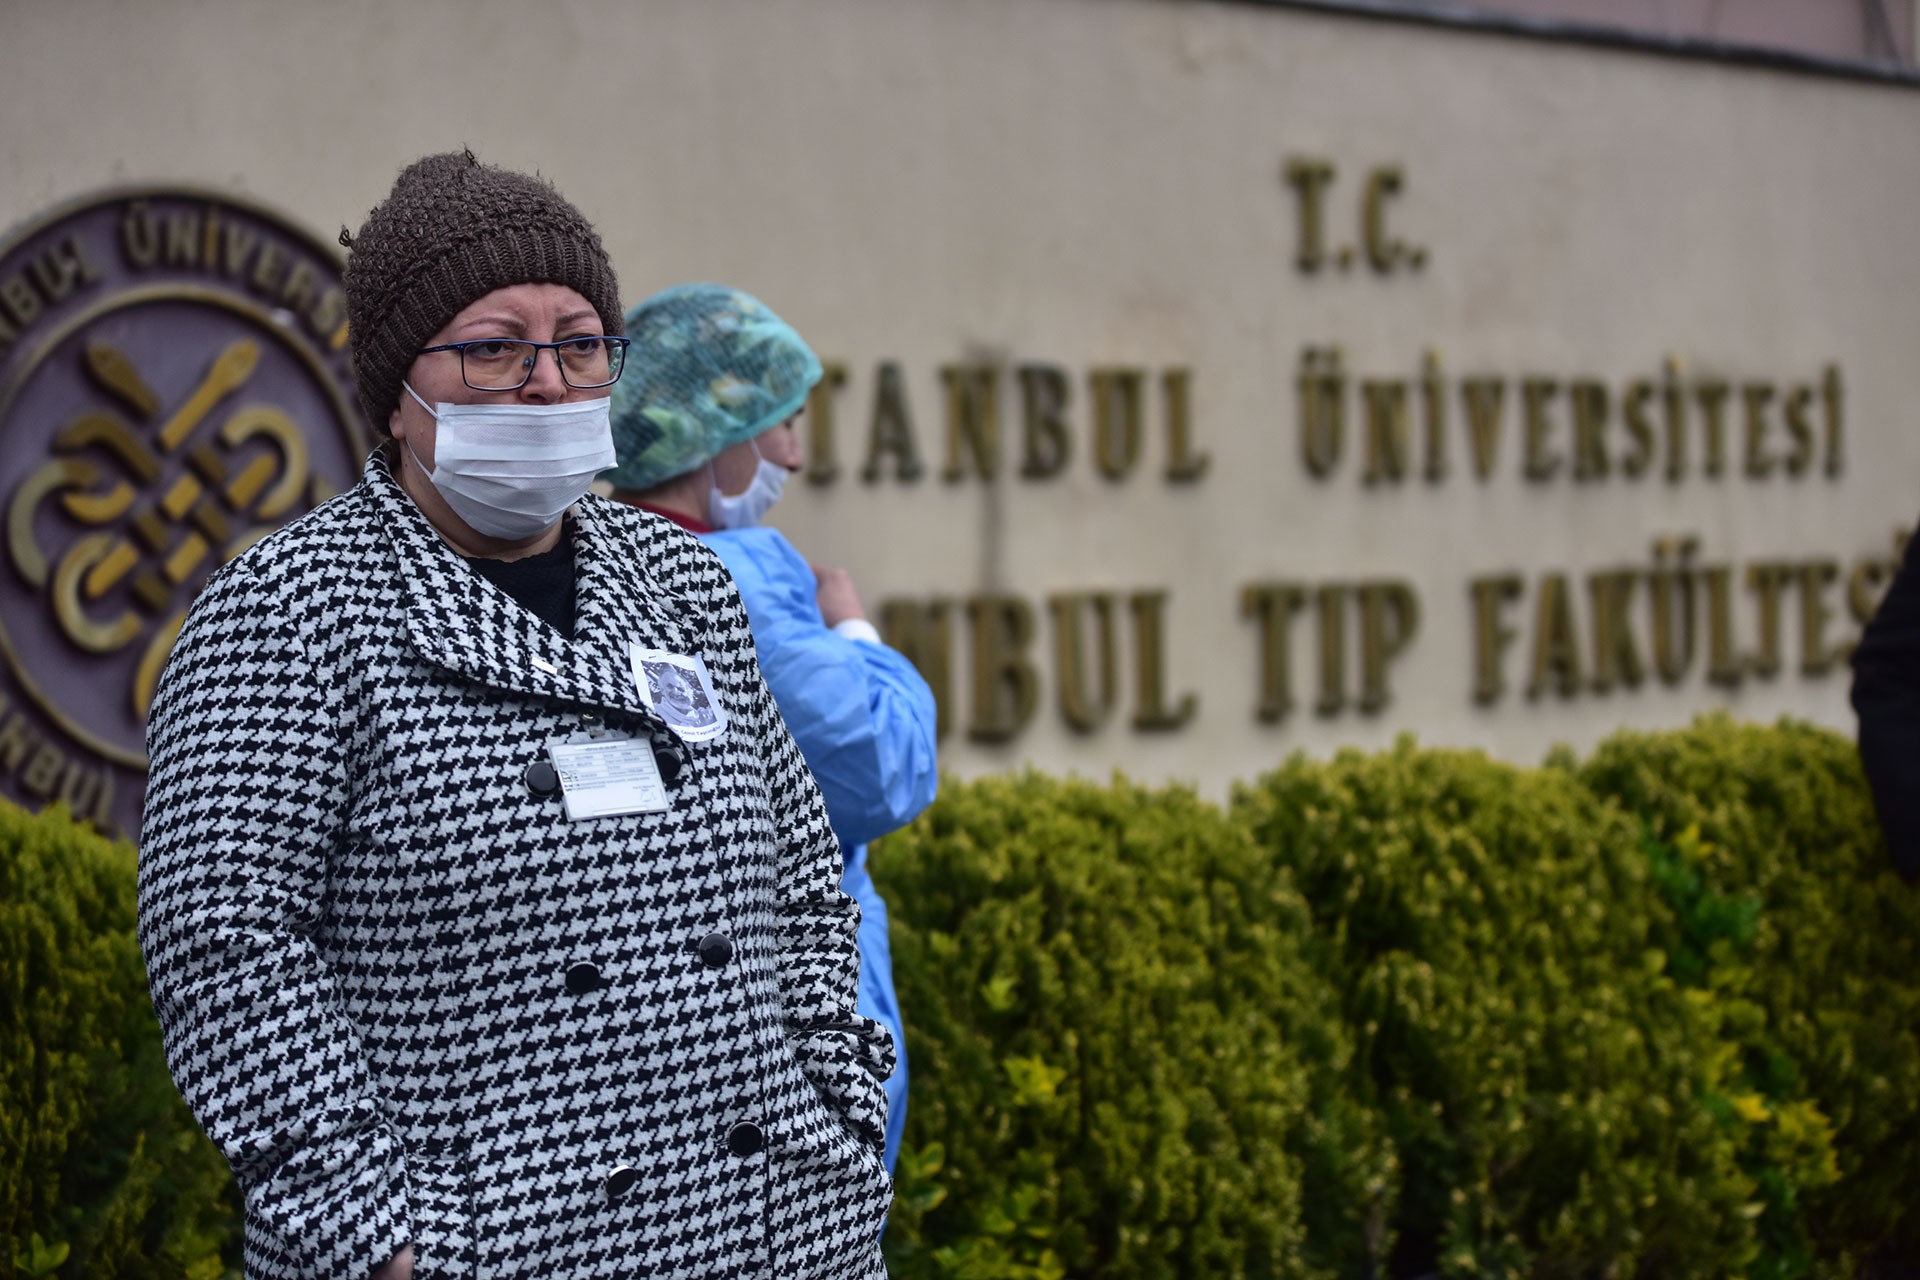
[341,150,623,427]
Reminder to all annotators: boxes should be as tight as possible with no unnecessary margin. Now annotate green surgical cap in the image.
[604,283,823,491]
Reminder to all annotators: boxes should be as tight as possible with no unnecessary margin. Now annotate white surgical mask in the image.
[707,441,789,530]
[403,382,615,540]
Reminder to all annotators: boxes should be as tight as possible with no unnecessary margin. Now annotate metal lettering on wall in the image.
[0,188,369,837]
[794,155,1902,745]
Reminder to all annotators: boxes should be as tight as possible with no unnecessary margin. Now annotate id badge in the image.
[546,732,670,822]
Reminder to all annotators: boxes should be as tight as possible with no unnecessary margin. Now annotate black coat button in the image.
[565,961,602,996]
[726,1121,764,1157]
[525,760,560,798]
[652,742,682,786]
[697,932,733,968]
[605,1165,638,1199]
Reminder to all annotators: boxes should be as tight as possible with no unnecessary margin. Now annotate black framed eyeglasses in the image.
[418,336,632,392]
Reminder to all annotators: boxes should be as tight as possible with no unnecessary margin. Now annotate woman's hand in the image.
[371,1245,415,1279]
[814,566,867,628]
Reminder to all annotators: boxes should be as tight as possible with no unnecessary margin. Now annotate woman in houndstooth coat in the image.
[136,153,894,1279]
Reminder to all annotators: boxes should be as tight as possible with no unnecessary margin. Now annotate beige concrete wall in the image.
[4,0,1917,795]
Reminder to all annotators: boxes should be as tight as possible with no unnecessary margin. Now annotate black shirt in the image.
[466,522,576,640]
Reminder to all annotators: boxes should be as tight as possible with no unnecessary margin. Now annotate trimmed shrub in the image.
[1578,717,1920,1277]
[877,722,1917,1279]
[874,772,1396,1280]
[1232,740,1762,1279]
[1,800,237,1279]
[8,719,1915,1280]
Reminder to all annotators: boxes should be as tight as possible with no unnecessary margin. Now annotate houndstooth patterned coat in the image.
[137,448,894,1279]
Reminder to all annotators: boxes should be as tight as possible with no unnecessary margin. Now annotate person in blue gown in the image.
[605,283,939,1175]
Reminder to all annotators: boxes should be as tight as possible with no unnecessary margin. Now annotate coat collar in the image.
[365,448,700,723]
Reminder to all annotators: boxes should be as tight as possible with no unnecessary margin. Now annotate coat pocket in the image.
[405,1153,475,1279]
[767,1045,894,1239]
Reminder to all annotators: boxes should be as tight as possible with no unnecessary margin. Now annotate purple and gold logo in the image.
[0,188,370,838]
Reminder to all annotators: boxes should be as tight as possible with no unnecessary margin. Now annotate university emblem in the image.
[0,188,370,837]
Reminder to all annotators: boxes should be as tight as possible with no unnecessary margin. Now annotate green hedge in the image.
[878,717,1920,1280]
[873,774,1393,1280]
[5,717,1916,1279]
[1577,720,1920,1277]
[1231,741,1759,1278]
[1,802,236,1279]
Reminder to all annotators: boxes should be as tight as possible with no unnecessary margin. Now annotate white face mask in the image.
[707,440,789,530]
[402,383,616,541]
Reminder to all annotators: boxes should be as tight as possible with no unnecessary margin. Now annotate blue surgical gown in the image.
[704,527,938,1175]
